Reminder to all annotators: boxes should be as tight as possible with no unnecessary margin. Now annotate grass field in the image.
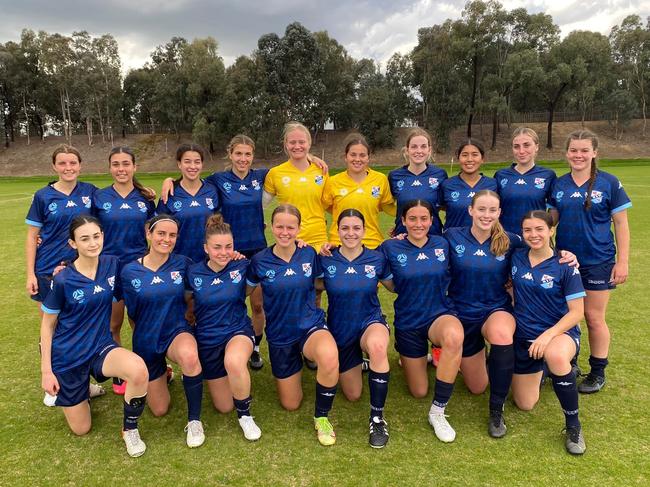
[1,160,649,486]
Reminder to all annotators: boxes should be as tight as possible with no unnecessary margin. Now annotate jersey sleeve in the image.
[155,198,169,216]
[246,256,261,286]
[41,274,66,314]
[545,171,557,203]
[610,176,632,214]
[311,248,323,278]
[562,263,586,301]
[379,177,396,216]
[547,180,559,210]
[437,171,449,208]
[378,253,393,281]
[263,168,277,195]
[25,191,45,227]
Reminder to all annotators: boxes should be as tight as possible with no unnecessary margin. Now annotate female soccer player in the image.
[495,128,557,234]
[120,215,205,448]
[549,130,631,394]
[322,134,395,249]
[26,144,104,406]
[156,144,220,263]
[380,200,464,443]
[93,146,156,394]
[388,128,447,236]
[40,215,149,457]
[316,209,393,448]
[263,122,329,250]
[441,139,497,230]
[246,205,339,446]
[186,214,261,441]
[510,211,587,455]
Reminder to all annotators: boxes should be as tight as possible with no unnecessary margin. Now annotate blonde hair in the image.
[205,213,232,241]
[402,128,433,164]
[224,134,256,170]
[565,129,599,210]
[511,127,539,146]
[282,122,312,157]
[471,190,510,257]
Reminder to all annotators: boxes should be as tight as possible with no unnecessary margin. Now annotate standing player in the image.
[186,214,262,441]
[380,200,464,443]
[549,130,631,394]
[322,134,395,249]
[441,140,497,230]
[316,209,393,448]
[246,205,340,446]
[40,215,149,457]
[120,215,205,448]
[156,144,220,263]
[510,211,587,455]
[388,128,447,236]
[495,128,557,234]
[93,146,156,394]
[26,144,104,406]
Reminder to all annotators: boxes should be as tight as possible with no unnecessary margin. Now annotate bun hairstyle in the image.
[565,129,599,211]
[470,190,509,257]
[108,146,154,202]
[337,208,365,227]
[271,204,301,225]
[69,215,102,240]
[402,128,433,164]
[522,210,556,249]
[205,213,232,241]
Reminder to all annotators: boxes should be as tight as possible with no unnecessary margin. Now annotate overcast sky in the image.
[1,0,648,72]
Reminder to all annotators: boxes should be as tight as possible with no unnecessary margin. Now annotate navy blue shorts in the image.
[580,261,616,291]
[240,248,266,260]
[394,312,457,358]
[198,326,255,380]
[141,329,193,381]
[338,322,390,373]
[54,342,118,407]
[268,323,329,379]
[459,308,513,358]
[514,331,580,374]
[31,274,53,303]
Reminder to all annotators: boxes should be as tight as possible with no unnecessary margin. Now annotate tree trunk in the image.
[95,96,106,143]
[546,83,568,149]
[86,116,93,146]
[491,110,498,150]
[467,54,479,138]
[22,93,30,145]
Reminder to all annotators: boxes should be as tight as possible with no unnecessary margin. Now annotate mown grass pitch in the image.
[1,160,649,486]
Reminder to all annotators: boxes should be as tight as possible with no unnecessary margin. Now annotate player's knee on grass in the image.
[513,391,538,411]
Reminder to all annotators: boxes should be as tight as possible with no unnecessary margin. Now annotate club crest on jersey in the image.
[252,179,261,190]
[540,274,554,289]
[555,191,564,201]
[72,289,85,302]
[396,180,404,191]
[265,270,276,282]
[450,191,460,202]
[282,176,291,186]
[173,201,183,210]
[435,248,445,262]
[371,186,381,198]
[455,244,465,256]
[429,178,439,189]
[65,200,77,208]
[137,201,147,213]
[340,188,348,196]
[364,265,376,278]
[302,263,312,277]
[206,198,214,210]
[223,182,232,193]
[590,190,603,204]
[82,196,91,208]
[131,278,142,291]
[500,178,508,188]
[107,276,115,290]
[230,270,242,283]
[171,271,183,285]
[48,202,58,213]
[315,175,324,186]
[495,254,505,262]
[397,253,407,266]
[511,266,517,276]
[534,178,546,189]
[327,265,337,277]
[103,202,112,212]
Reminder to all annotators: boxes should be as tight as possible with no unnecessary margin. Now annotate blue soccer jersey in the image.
[549,171,632,266]
[41,255,118,373]
[121,253,192,359]
[388,164,447,236]
[247,246,325,346]
[93,186,155,264]
[445,227,523,322]
[206,169,268,253]
[318,247,392,346]
[380,236,455,331]
[186,259,251,348]
[441,175,498,230]
[511,249,586,340]
[25,182,95,275]
[495,164,556,234]
[155,181,220,262]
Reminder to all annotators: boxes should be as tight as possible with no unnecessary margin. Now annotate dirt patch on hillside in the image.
[1,120,649,177]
